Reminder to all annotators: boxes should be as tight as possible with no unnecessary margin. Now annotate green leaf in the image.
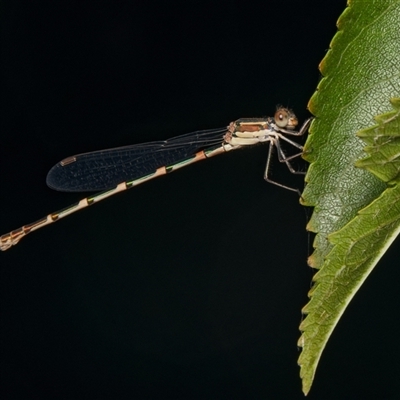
[356,99,400,181]
[300,99,400,394]
[298,0,400,395]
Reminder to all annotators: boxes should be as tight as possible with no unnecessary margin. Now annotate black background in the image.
[1,1,400,399]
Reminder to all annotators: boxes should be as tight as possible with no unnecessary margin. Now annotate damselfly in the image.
[0,107,312,251]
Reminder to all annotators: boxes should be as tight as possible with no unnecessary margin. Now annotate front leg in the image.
[277,117,313,136]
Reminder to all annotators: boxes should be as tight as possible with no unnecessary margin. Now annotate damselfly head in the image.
[274,107,298,130]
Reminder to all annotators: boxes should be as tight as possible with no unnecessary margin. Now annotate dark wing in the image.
[46,127,227,192]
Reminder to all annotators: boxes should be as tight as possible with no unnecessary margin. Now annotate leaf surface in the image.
[298,0,400,394]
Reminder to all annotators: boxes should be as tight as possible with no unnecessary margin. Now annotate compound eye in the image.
[274,108,289,128]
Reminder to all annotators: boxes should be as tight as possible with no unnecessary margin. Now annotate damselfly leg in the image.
[263,112,312,192]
